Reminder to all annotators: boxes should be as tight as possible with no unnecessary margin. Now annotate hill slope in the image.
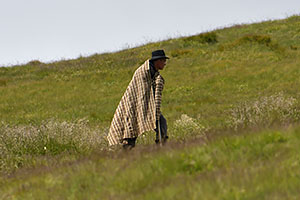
[1,15,300,128]
[1,15,300,199]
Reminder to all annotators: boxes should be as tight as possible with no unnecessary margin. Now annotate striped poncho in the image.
[107,60,164,146]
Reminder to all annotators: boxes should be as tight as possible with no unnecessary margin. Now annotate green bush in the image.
[27,60,44,66]
[183,32,218,44]
[237,34,272,46]
[218,34,284,52]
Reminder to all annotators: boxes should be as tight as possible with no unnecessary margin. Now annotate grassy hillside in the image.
[1,15,299,128]
[1,15,300,199]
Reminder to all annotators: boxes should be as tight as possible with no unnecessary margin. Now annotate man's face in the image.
[154,58,167,70]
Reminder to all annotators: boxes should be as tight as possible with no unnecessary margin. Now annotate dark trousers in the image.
[123,114,168,149]
[155,114,168,143]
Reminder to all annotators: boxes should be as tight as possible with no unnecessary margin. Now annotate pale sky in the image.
[0,0,299,67]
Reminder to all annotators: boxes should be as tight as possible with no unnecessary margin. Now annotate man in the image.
[107,50,169,149]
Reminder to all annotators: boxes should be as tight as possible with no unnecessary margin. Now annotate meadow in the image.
[1,15,300,199]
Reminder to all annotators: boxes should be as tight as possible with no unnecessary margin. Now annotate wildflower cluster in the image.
[173,114,208,141]
[0,119,107,173]
[228,93,300,130]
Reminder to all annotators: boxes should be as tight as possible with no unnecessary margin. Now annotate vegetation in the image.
[1,15,300,199]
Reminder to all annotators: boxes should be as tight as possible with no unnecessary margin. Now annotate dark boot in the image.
[155,136,168,145]
[122,138,137,150]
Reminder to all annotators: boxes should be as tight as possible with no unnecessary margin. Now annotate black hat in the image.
[150,50,169,61]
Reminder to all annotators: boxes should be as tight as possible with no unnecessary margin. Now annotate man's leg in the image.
[155,114,168,144]
[122,137,137,149]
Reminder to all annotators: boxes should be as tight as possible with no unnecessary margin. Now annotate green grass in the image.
[2,125,300,199]
[1,16,300,128]
[1,15,300,199]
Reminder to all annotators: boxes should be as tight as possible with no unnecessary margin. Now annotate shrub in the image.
[238,34,285,52]
[228,93,300,130]
[0,119,108,173]
[27,60,44,66]
[290,45,298,50]
[219,34,284,53]
[183,32,218,44]
[173,114,208,141]
[237,34,272,46]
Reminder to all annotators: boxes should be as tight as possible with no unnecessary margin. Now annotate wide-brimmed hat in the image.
[150,50,169,61]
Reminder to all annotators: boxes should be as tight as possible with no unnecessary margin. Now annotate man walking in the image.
[107,50,169,149]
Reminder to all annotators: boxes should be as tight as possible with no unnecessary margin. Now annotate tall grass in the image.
[228,93,300,130]
[0,119,107,173]
[2,91,298,174]
[2,125,300,199]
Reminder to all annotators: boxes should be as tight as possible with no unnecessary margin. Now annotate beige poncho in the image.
[107,60,164,146]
